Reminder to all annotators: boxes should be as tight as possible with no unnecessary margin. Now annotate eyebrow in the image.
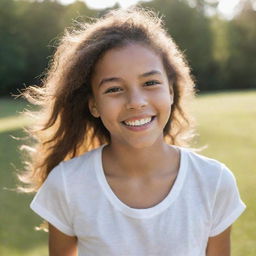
[98,70,162,87]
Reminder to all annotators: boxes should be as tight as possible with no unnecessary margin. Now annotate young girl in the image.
[21,7,246,256]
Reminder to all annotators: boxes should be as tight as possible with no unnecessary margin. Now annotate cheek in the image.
[96,99,121,124]
[96,109,114,133]
[153,89,172,107]
[153,91,172,121]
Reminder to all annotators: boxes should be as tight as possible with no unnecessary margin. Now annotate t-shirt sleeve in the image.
[209,164,246,237]
[30,163,75,236]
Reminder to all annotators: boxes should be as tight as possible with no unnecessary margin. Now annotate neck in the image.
[103,140,177,178]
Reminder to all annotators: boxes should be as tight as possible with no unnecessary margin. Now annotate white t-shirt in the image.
[30,145,246,256]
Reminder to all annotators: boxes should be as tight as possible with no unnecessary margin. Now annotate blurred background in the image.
[0,0,255,255]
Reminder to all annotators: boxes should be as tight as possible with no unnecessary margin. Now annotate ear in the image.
[88,97,100,118]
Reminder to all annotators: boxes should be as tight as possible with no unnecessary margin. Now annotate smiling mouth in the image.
[122,116,155,127]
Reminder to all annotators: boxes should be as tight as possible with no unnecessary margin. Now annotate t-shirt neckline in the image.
[95,144,187,219]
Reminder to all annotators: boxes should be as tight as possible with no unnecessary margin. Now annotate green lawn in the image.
[0,98,32,132]
[0,90,255,255]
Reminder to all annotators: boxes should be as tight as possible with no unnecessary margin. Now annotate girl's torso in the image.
[30,144,246,256]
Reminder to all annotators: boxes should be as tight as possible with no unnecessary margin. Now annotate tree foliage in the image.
[225,0,256,89]
[0,0,255,95]
[142,0,217,90]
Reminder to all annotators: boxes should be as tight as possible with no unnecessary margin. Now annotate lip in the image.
[121,116,156,131]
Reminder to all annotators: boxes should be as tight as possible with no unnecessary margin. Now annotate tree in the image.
[0,0,97,95]
[142,0,217,91]
[226,0,256,88]
[0,0,26,95]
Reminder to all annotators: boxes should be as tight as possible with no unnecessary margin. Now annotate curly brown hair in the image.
[19,7,196,193]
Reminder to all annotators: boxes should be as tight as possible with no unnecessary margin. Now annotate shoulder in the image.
[180,146,224,172]
[50,145,103,181]
[62,146,100,170]
[179,147,233,189]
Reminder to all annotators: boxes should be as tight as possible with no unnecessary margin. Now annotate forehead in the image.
[92,43,165,80]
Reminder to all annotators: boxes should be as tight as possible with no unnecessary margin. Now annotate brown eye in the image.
[144,80,160,86]
[104,87,123,94]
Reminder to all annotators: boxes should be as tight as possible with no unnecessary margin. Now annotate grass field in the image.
[0,90,255,255]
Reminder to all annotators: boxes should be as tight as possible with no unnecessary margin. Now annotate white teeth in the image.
[124,117,152,127]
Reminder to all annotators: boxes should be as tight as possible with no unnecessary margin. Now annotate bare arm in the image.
[206,226,232,256]
[48,223,78,256]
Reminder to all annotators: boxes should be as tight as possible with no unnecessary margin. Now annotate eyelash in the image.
[144,80,160,86]
[104,87,123,94]
[104,80,160,94]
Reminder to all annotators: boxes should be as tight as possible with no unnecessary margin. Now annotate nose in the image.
[125,89,148,110]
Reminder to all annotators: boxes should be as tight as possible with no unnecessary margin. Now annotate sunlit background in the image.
[1,0,254,94]
[0,0,255,255]
[58,0,242,19]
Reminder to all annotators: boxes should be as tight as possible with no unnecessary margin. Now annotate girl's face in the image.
[89,43,173,149]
